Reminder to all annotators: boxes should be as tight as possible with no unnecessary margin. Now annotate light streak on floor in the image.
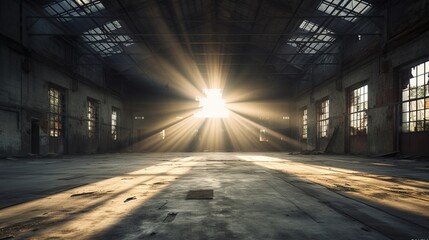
[0,153,428,239]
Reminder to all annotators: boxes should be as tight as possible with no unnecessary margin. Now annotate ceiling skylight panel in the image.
[104,21,122,31]
[287,37,310,48]
[317,0,372,22]
[287,20,336,54]
[299,20,318,32]
[287,37,316,54]
[117,35,134,46]
[44,0,105,22]
[314,33,335,43]
[299,20,333,35]
[87,42,121,57]
[81,20,134,57]
[303,47,317,54]
[299,20,335,44]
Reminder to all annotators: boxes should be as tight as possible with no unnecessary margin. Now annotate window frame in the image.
[317,98,330,139]
[87,98,99,138]
[348,83,368,136]
[48,86,65,138]
[400,59,429,133]
[259,129,268,142]
[300,107,308,140]
[111,107,119,141]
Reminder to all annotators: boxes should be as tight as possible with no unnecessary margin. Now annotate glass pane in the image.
[417,75,425,86]
[417,63,425,75]
[416,120,424,131]
[410,111,417,121]
[402,90,409,101]
[410,88,417,99]
[410,101,417,111]
[402,112,409,122]
[417,86,425,98]
[417,110,425,120]
[410,78,417,87]
[410,122,416,132]
[417,99,425,110]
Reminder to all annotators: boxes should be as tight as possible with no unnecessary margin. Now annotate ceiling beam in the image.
[80,52,340,56]
[29,32,382,36]
[26,15,384,21]
[68,62,338,66]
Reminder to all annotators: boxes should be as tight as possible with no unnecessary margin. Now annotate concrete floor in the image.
[0,153,428,240]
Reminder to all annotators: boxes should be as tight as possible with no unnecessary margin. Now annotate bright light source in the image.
[194,89,229,118]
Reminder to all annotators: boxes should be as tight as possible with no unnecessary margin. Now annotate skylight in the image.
[317,0,372,22]
[82,20,134,57]
[288,20,335,54]
[44,0,105,22]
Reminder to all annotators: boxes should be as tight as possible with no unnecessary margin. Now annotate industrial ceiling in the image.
[27,0,384,96]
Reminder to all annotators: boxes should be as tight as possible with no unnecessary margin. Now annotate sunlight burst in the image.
[194,89,229,118]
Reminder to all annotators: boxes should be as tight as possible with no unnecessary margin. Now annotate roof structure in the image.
[28,0,383,94]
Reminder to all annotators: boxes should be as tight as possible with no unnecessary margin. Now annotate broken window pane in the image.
[402,60,429,132]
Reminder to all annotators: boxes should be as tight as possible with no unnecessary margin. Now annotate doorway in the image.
[31,119,40,154]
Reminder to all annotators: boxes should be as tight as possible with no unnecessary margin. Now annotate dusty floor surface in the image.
[0,153,428,239]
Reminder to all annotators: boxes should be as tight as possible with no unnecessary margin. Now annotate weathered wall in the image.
[0,0,131,156]
[295,0,429,155]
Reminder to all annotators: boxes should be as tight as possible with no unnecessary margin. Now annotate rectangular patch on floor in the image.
[186,189,213,200]
[163,212,177,223]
